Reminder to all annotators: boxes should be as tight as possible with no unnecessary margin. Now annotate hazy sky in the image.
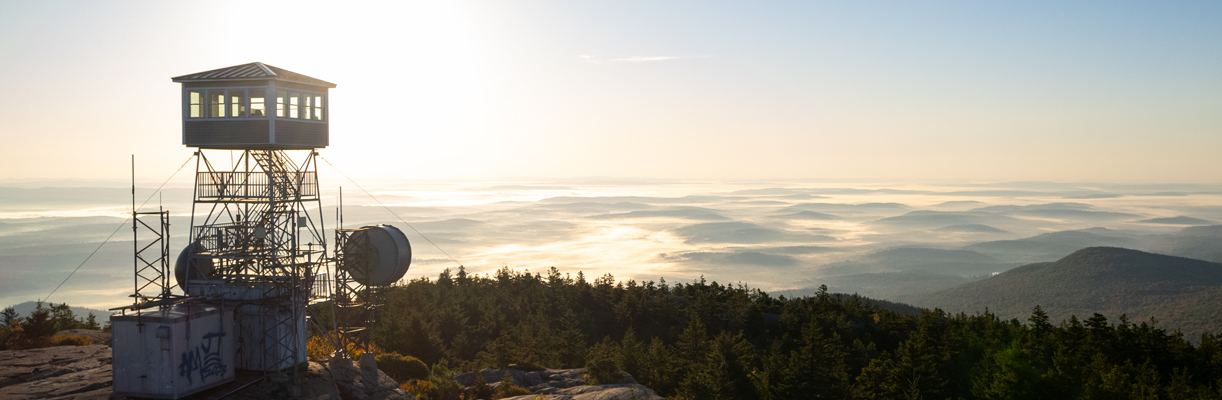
[1,1,1220,183]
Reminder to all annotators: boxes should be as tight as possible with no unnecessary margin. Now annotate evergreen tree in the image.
[553,308,587,368]
[617,327,645,379]
[701,330,759,400]
[21,302,56,348]
[1,307,20,328]
[82,312,101,330]
[50,303,76,332]
[354,266,1222,398]
[763,324,851,399]
[426,359,464,400]
[470,372,493,400]
[585,336,623,384]
[676,313,709,370]
[639,337,678,395]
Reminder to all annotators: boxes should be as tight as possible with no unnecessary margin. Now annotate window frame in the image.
[183,86,324,122]
[182,87,272,120]
[187,90,205,119]
[249,89,267,117]
[207,89,226,118]
[229,90,246,118]
[273,89,327,122]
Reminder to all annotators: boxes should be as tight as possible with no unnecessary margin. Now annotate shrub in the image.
[306,334,334,360]
[493,385,531,399]
[49,334,92,347]
[400,379,432,397]
[377,352,429,382]
[305,332,378,360]
[0,326,22,350]
[492,372,531,399]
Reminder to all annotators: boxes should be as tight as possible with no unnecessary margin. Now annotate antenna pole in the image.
[131,155,137,307]
[131,155,136,213]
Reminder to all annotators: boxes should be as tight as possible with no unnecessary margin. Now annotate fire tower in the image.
[172,62,333,375]
[112,63,412,399]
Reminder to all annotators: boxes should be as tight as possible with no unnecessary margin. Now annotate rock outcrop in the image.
[225,358,411,400]
[0,329,411,400]
[0,343,113,400]
[453,368,663,400]
[0,329,660,400]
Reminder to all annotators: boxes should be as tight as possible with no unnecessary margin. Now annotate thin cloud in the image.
[578,55,708,64]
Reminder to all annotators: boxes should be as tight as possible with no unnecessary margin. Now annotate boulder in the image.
[319,356,410,400]
[523,370,543,386]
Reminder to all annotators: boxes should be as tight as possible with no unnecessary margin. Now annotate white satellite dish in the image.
[341,225,412,286]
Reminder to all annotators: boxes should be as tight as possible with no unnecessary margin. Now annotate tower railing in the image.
[195,171,318,201]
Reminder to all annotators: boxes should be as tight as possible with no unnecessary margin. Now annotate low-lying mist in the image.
[3,179,1222,310]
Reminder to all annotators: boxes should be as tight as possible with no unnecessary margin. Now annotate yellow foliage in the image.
[49,334,92,347]
[492,384,531,399]
[306,331,378,360]
[400,379,432,395]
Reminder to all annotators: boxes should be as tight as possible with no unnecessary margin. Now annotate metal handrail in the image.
[195,171,318,199]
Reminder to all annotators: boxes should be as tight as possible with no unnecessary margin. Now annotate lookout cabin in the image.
[172,62,335,149]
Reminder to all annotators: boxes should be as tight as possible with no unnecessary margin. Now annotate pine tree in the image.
[618,327,645,379]
[83,312,101,330]
[771,324,851,399]
[21,302,56,348]
[702,330,760,400]
[585,336,623,384]
[50,303,76,332]
[471,372,493,400]
[676,313,709,369]
[640,337,678,395]
[0,307,20,328]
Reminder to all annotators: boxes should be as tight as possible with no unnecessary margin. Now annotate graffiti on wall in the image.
[179,332,228,384]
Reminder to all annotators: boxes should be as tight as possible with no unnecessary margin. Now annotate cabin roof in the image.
[171,62,336,88]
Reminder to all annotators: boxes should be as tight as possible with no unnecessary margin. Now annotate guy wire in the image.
[43,153,196,302]
[318,155,463,267]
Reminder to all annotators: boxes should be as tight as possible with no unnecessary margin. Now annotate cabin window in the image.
[229,90,246,118]
[289,91,300,119]
[188,90,204,118]
[249,89,266,117]
[208,90,226,118]
[268,90,325,120]
[313,95,325,120]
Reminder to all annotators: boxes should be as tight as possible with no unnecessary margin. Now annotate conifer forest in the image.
[357,267,1222,399]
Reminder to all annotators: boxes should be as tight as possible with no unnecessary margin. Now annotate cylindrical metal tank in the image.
[341,225,411,286]
[174,242,214,292]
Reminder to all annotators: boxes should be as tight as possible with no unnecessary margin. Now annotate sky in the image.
[1,1,1221,184]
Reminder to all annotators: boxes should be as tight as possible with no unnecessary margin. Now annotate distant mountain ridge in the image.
[900,247,1222,338]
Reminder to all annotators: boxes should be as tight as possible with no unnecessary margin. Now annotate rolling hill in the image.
[963,229,1141,262]
[818,247,1018,277]
[899,247,1222,338]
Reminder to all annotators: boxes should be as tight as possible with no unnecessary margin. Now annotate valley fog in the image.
[3,179,1221,310]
